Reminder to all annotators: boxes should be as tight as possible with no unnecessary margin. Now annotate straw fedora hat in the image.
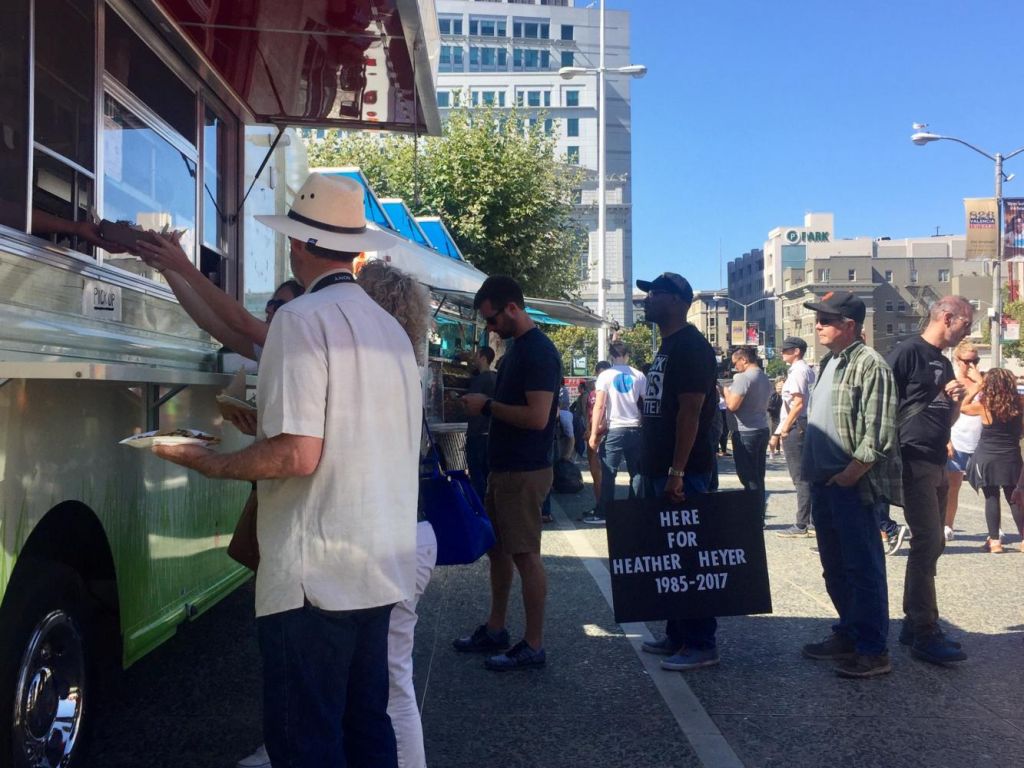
[255,173,399,252]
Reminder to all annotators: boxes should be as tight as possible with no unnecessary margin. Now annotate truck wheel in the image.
[0,561,96,768]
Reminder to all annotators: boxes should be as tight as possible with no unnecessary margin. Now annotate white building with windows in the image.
[434,0,636,325]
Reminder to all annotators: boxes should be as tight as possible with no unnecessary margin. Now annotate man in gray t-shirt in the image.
[723,347,772,520]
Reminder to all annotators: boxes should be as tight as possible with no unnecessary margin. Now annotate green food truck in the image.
[0,1,440,765]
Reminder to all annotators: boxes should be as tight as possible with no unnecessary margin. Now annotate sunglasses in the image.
[815,313,848,326]
[958,358,980,365]
[481,306,507,326]
[265,299,286,313]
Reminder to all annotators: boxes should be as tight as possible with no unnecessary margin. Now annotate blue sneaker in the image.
[484,640,546,671]
[898,623,962,649]
[453,624,510,653]
[911,632,967,664]
[660,646,720,671]
[641,636,678,656]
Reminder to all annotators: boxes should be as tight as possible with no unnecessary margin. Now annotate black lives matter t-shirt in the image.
[488,328,563,472]
[885,335,954,464]
[641,325,718,476]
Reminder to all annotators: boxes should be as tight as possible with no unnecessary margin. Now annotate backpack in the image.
[552,458,584,494]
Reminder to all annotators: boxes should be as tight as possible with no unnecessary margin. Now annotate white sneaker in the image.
[237,745,271,768]
[943,525,954,542]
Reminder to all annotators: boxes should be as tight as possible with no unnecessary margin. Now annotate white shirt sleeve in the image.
[257,310,329,439]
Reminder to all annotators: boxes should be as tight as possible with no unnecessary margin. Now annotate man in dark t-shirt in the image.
[634,272,721,672]
[885,295,973,666]
[455,276,561,671]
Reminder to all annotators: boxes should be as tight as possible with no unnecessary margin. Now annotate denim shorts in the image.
[946,449,972,473]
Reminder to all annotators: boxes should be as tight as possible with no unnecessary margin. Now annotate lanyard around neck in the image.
[309,271,355,294]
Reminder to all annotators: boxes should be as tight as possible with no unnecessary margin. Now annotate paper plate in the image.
[119,429,220,449]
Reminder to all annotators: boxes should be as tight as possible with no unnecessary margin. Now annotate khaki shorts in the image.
[485,468,553,555]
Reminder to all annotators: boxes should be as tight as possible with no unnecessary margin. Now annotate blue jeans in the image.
[811,483,889,655]
[732,428,771,520]
[465,433,489,502]
[597,427,642,516]
[258,602,397,768]
[639,472,718,651]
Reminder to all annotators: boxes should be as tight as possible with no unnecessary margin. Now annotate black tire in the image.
[0,560,98,768]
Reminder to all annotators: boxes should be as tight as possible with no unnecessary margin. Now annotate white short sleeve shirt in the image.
[254,276,422,618]
[596,364,646,429]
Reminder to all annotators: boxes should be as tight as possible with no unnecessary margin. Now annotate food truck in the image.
[0,2,440,765]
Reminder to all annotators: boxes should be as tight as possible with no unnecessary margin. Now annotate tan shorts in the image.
[485,467,553,555]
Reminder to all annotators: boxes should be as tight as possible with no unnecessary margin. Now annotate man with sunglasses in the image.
[634,272,722,671]
[456,275,561,671]
[886,295,973,666]
[799,291,902,678]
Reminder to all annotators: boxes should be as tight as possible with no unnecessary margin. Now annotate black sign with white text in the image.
[606,490,772,623]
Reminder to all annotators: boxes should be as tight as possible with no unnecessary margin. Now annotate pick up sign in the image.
[606,490,772,623]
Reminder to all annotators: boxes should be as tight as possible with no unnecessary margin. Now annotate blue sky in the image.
[620,0,1024,292]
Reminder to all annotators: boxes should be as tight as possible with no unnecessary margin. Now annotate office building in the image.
[434,0,636,325]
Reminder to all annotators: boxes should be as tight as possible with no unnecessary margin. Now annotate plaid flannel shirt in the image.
[813,340,903,507]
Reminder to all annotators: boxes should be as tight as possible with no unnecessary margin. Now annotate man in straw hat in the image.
[152,173,420,767]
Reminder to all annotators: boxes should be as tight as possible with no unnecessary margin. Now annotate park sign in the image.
[785,229,830,243]
[605,490,772,623]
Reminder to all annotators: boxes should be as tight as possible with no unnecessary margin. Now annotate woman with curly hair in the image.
[358,259,432,365]
[962,368,1024,552]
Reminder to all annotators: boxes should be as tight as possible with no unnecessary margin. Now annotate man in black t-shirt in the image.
[455,276,561,671]
[634,272,721,671]
[885,295,972,666]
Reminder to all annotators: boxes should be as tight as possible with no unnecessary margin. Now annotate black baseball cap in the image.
[803,290,866,324]
[781,336,807,352]
[636,272,694,304]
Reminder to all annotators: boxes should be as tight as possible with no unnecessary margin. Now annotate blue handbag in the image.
[420,419,496,566]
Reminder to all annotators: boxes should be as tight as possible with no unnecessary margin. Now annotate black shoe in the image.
[835,653,892,678]
[802,633,856,660]
[453,624,510,653]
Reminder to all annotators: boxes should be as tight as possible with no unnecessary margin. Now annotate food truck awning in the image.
[426,288,607,329]
[148,0,441,134]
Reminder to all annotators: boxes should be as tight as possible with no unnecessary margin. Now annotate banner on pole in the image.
[730,320,746,346]
[964,197,998,260]
[606,490,772,623]
[745,322,759,346]
[1005,198,1024,260]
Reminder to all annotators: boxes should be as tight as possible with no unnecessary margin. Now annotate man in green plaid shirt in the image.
[797,291,902,679]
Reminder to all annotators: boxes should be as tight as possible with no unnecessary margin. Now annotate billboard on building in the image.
[1004,198,1024,260]
[730,321,746,346]
[964,197,998,259]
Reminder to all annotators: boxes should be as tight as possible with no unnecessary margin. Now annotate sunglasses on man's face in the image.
[266,299,286,313]
[958,358,980,365]
[482,306,507,326]
[815,313,847,326]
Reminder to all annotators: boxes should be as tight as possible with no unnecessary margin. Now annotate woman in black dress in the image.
[963,368,1024,553]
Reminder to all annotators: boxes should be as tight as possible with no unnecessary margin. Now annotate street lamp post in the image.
[560,0,646,362]
[911,126,1024,367]
[712,294,778,347]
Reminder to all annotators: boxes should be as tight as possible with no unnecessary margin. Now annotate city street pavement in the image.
[89,451,1024,767]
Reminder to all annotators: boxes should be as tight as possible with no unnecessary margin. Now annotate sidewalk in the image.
[417,452,1024,767]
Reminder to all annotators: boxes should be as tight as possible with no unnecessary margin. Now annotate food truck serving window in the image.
[2,1,235,283]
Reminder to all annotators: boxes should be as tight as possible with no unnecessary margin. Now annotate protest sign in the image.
[606,490,772,623]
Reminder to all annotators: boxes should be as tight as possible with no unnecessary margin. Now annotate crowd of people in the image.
[124,170,1022,765]
[562,282,1022,681]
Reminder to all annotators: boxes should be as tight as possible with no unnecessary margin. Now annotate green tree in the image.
[547,326,597,376]
[304,106,587,298]
[765,357,788,378]
[617,323,658,370]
